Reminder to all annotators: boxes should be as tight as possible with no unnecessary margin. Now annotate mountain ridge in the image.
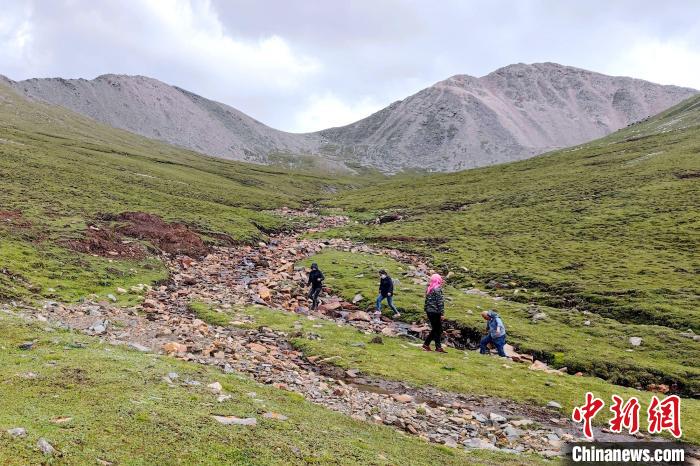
[4,62,697,172]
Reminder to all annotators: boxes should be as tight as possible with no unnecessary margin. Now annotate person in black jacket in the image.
[375,269,400,318]
[422,273,446,353]
[307,262,324,310]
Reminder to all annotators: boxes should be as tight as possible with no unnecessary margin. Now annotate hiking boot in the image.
[421,345,432,352]
[393,312,401,318]
[435,347,448,353]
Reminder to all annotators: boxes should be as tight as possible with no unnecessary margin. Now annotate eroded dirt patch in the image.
[113,212,208,257]
[64,227,148,259]
[0,210,31,228]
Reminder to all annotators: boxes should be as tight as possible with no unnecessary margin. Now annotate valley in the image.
[0,76,698,464]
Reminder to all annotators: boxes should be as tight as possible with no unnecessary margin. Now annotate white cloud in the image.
[605,39,700,90]
[139,0,320,91]
[293,92,382,132]
[0,2,34,72]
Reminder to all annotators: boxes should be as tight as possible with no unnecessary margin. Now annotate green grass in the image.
[237,305,700,444]
[323,96,700,333]
[0,238,165,306]
[296,250,700,396]
[188,300,232,327]
[0,82,376,305]
[0,314,545,465]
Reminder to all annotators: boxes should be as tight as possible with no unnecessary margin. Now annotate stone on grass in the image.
[128,342,150,352]
[37,438,55,455]
[489,412,507,423]
[547,401,562,409]
[629,337,642,347]
[7,427,27,438]
[262,412,288,421]
[208,382,223,394]
[213,415,257,426]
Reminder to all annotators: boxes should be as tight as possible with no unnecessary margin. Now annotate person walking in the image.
[307,262,324,310]
[479,310,507,357]
[422,273,446,353]
[375,269,400,318]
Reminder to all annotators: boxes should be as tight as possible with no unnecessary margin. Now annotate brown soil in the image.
[113,212,208,257]
[66,212,208,259]
[0,210,31,228]
[64,227,148,259]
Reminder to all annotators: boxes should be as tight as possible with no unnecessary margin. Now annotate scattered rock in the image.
[352,294,364,304]
[348,311,371,322]
[248,342,268,353]
[208,382,223,394]
[162,341,188,355]
[262,412,288,421]
[7,427,27,438]
[128,342,150,352]
[19,341,35,350]
[391,394,414,403]
[369,336,383,344]
[489,412,507,423]
[547,401,562,410]
[37,438,55,455]
[213,415,257,426]
[629,337,642,347]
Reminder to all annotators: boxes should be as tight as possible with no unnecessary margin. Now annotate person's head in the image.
[481,310,491,321]
[311,262,318,270]
[426,273,444,295]
[379,269,387,278]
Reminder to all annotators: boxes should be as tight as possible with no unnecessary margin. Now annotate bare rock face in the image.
[5,63,696,173]
[316,63,697,172]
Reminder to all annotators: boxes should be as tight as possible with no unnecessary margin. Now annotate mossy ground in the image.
[0,314,546,465]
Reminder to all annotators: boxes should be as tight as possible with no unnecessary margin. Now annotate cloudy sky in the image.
[1,0,699,132]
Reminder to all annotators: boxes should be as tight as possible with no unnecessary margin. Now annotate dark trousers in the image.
[423,313,443,349]
[308,287,321,310]
[480,334,507,357]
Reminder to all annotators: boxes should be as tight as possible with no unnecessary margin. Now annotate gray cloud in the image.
[1,0,699,131]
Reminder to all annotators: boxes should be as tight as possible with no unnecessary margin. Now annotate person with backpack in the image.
[422,273,447,353]
[375,269,400,318]
[480,310,507,357]
[307,262,324,310]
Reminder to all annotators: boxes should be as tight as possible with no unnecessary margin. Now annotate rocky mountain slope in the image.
[319,63,697,171]
[5,63,697,172]
[5,73,322,165]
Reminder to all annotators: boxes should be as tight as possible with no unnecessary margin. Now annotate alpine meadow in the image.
[1,4,699,464]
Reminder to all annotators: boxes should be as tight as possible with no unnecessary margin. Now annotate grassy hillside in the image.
[296,250,700,396]
[0,83,371,305]
[324,95,700,333]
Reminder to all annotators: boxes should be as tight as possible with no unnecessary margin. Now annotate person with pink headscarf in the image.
[422,273,446,353]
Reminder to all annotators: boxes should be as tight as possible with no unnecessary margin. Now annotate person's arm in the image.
[437,291,445,316]
[388,278,393,296]
[318,271,325,283]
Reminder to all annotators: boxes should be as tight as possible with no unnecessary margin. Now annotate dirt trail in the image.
[17,209,644,457]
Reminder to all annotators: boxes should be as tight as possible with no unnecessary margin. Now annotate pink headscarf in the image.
[426,273,444,295]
